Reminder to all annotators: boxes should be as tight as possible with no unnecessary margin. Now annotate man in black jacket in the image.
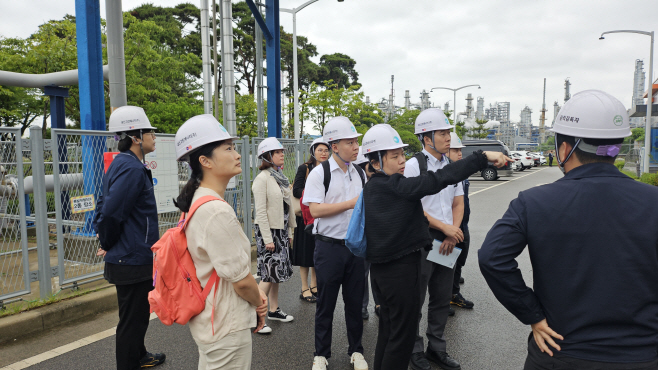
[479,90,658,369]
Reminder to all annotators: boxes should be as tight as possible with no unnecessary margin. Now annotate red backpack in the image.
[148,195,223,334]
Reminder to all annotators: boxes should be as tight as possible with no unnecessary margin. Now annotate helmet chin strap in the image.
[262,152,281,170]
[128,131,147,165]
[375,152,388,176]
[555,137,581,174]
[333,151,353,181]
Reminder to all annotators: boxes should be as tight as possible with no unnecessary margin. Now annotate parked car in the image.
[528,152,541,167]
[462,139,514,180]
[538,154,547,165]
[511,151,534,170]
[510,157,523,171]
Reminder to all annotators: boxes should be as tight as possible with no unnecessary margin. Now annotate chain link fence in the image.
[0,129,315,301]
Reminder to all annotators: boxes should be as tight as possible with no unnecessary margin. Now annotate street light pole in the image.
[600,30,654,174]
[281,0,320,140]
[430,84,481,130]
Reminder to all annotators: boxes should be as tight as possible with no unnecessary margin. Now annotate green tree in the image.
[469,118,490,139]
[388,109,421,154]
[318,53,359,88]
[631,127,645,143]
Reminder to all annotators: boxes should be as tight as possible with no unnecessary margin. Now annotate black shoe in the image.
[409,352,431,370]
[362,308,369,320]
[448,306,455,316]
[426,349,460,370]
[140,352,166,368]
[451,293,474,309]
[459,276,464,284]
[374,305,381,317]
[268,308,294,322]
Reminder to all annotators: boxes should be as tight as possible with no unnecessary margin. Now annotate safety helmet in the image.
[257,137,285,158]
[309,137,330,156]
[449,132,466,149]
[362,124,409,154]
[108,106,157,134]
[414,108,454,135]
[174,114,238,161]
[550,90,631,140]
[323,116,362,143]
[353,147,368,165]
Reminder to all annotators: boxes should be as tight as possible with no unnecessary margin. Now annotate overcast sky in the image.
[2,0,657,128]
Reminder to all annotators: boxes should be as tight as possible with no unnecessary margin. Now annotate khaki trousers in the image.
[196,329,252,370]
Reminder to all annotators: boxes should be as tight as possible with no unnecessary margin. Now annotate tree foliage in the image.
[468,118,490,139]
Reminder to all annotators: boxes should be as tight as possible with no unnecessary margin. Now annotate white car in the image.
[538,154,547,165]
[528,152,541,167]
[511,151,534,169]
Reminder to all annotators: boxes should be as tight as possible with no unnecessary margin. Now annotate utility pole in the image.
[540,78,547,144]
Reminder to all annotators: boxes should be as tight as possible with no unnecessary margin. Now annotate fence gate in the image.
[0,127,31,303]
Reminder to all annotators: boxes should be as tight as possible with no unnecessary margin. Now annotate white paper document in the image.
[426,239,462,268]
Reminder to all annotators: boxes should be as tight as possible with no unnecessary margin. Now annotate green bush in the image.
[621,169,638,179]
[639,172,658,186]
[614,160,625,170]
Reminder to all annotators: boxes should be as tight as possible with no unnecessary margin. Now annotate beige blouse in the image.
[186,187,256,344]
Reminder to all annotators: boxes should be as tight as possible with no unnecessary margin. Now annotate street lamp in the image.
[281,0,320,140]
[430,84,481,129]
[600,29,654,174]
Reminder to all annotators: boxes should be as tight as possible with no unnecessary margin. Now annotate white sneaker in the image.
[257,324,272,334]
[312,356,328,370]
[350,352,368,370]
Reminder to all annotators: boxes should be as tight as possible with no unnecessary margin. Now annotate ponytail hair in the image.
[174,139,227,212]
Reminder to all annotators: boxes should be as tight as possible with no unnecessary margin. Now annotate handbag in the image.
[292,165,309,217]
[345,191,367,258]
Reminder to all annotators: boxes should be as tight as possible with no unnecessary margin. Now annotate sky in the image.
[1,0,657,130]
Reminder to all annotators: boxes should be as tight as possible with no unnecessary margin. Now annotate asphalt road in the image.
[13,166,562,370]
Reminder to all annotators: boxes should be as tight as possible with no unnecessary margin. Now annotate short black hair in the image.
[556,134,623,165]
[117,129,142,152]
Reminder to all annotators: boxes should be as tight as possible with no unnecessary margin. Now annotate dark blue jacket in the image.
[460,179,470,232]
[479,163,658,363]
[93,151,159,265]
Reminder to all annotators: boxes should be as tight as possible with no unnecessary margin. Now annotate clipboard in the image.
[426,239,462,268]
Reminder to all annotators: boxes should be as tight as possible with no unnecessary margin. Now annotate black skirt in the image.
[291,215,315,267]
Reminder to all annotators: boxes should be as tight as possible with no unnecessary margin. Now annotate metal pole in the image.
[105,0,127,110]
[266,0,282,138]
[644,32,654,174]
[30,127,52,298]
[221,0,237,135]
[255,3,264,137]
[212,0,220,120]
[292,12,300,139]
[200,0,213,114]
[453,89,457,131]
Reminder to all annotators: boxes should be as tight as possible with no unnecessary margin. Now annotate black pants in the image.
[115,280,153,370]
[363,260,381,311]
[314,239,365,359]
[452,229,470,295]
[549,158,553,167]
[524,334,658,370]
[370,251,421,370]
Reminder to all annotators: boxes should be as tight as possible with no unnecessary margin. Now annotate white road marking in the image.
[0,312,160,370]
[469,168,547,197]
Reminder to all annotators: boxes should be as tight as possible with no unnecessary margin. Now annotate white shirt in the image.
[302,156,365,239]
[404,149,464,225]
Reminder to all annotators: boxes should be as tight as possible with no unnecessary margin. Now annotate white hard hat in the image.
[414,108,454,135]
[323,116,362,142]
[353,147,368,165]
[450,132,466,148]
[257,137,285,158]
[309,137,330,155]
[108,106,157,133]
[362,124,409,154]
[550,90,631,139]
[174,114,238,161]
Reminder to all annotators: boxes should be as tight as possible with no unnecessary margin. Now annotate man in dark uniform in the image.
[548,152,554,167]
[479,90,658,370]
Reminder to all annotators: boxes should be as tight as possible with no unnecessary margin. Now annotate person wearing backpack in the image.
[361,123,510,370]
[292,137,330,304]
[173,115,268,369]
[252,137,297,334]
[302,116,368,370]
[93,106,166,370]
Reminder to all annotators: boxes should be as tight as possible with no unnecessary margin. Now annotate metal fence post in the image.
[30,127,52,298]
[241,136,252,239]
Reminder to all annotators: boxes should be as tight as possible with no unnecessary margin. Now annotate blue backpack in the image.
[345,191,367,258]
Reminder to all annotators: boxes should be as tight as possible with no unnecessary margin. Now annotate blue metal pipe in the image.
[265,0,282,138]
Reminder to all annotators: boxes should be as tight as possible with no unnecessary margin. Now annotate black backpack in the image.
[321,160,365,195]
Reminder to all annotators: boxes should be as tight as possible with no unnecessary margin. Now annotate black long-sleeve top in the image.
[293,163,315,199]
[364,151,487,264]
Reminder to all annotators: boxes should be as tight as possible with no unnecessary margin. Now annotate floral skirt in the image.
[255,225,293,283]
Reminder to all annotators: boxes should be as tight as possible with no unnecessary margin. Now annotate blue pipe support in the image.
[75,0,106,236]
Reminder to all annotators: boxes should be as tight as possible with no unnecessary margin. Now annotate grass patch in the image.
[0,286,108,318]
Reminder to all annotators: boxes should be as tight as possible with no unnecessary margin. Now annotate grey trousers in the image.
[413,248,455,353]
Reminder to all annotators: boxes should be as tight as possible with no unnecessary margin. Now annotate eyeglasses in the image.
[143,130,156,138]
[316,149,330,154]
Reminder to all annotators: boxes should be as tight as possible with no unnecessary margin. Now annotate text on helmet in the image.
[121,119,141,125]
[558,115,580,123]
[177,133,198,146]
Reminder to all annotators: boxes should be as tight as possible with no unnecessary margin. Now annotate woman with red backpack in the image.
[174,115,268,369]
[292,137,330,303]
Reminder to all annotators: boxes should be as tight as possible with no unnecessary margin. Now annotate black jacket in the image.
[364,151,487,264]
[479,163,658,362]
[292,163,316,199]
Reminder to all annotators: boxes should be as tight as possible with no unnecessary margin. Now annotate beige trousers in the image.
[196,329,252,370]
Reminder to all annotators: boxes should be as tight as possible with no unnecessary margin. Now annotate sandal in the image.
[300,289,317,303]
[310,286,318,297]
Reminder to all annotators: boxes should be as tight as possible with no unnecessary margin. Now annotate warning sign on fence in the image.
[145,137,179,213]
[71,194,96,214]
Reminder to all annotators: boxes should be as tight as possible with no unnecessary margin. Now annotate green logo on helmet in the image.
[613,115,623,126]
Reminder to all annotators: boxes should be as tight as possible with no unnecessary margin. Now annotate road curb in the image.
[0,287,117,345]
